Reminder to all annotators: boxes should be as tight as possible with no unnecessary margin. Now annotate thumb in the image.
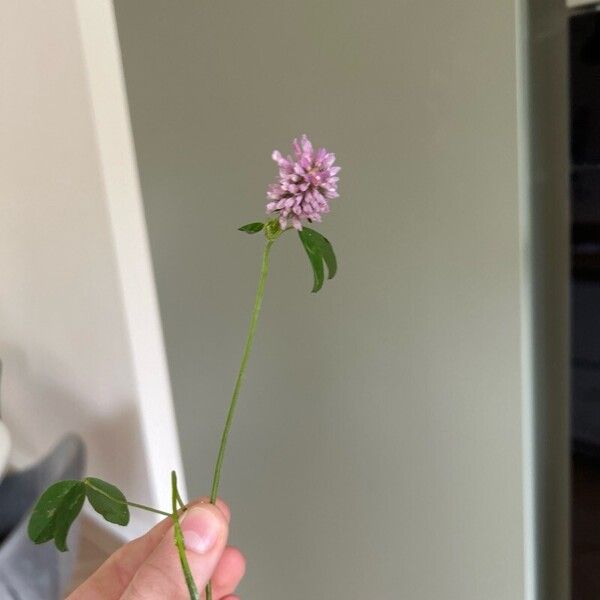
[122,504,229,599]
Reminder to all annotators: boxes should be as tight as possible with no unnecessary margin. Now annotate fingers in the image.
[209,546,246,599]
[179,497,231,523]
[185,497,231,522]
[121,503,229,599]
[67,497,231,600]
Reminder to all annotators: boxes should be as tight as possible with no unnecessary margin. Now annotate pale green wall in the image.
[114,1,568,598]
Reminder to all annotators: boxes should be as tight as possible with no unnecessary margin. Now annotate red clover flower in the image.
[266,134,340,231]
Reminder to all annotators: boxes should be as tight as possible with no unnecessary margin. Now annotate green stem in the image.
[175,487,187,512]
[205,239,274,600]
[209,240,274,503]
[126,501,171,518]
[171,471,200,600]
[83,479,171,517]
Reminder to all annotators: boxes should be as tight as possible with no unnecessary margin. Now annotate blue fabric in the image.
[0,436,86,599]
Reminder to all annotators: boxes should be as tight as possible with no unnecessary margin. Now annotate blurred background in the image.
[0,1,578,599]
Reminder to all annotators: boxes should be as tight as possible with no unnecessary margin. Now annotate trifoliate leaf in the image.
[28,480,86,552]
[298,227,337,292]
[238,222,265,234]
[84,477,130,526]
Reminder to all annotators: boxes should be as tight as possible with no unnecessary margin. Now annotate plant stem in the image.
[175,487,187,512]
[126,501,171,517]
[206,239,274,600]
[171,471,199,600]
[209,240,274,503]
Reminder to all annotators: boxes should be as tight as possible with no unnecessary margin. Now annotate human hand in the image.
[68,498,245,600]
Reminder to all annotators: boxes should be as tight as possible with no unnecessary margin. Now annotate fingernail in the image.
[181,506,221,554]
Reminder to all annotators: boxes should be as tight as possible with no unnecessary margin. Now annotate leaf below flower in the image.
[238,222,265,234]
[298,227,337,293]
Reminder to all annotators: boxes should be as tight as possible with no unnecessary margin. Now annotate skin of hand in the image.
[67,498,245,600]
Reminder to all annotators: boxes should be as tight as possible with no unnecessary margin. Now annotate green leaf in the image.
[298,227,337,292]
[298,228,325,292]
[238,222,264,234]
[303,227,337,280]
[28,480,85,552]
[53,484,86,552]
[84,477,130,526]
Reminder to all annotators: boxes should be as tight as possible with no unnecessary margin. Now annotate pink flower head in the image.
[266,135,340,231]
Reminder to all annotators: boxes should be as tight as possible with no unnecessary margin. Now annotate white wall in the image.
[0,0,183,538]
[114,1,569,598]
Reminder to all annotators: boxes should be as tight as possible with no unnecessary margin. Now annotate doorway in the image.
[569,4,600,598]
